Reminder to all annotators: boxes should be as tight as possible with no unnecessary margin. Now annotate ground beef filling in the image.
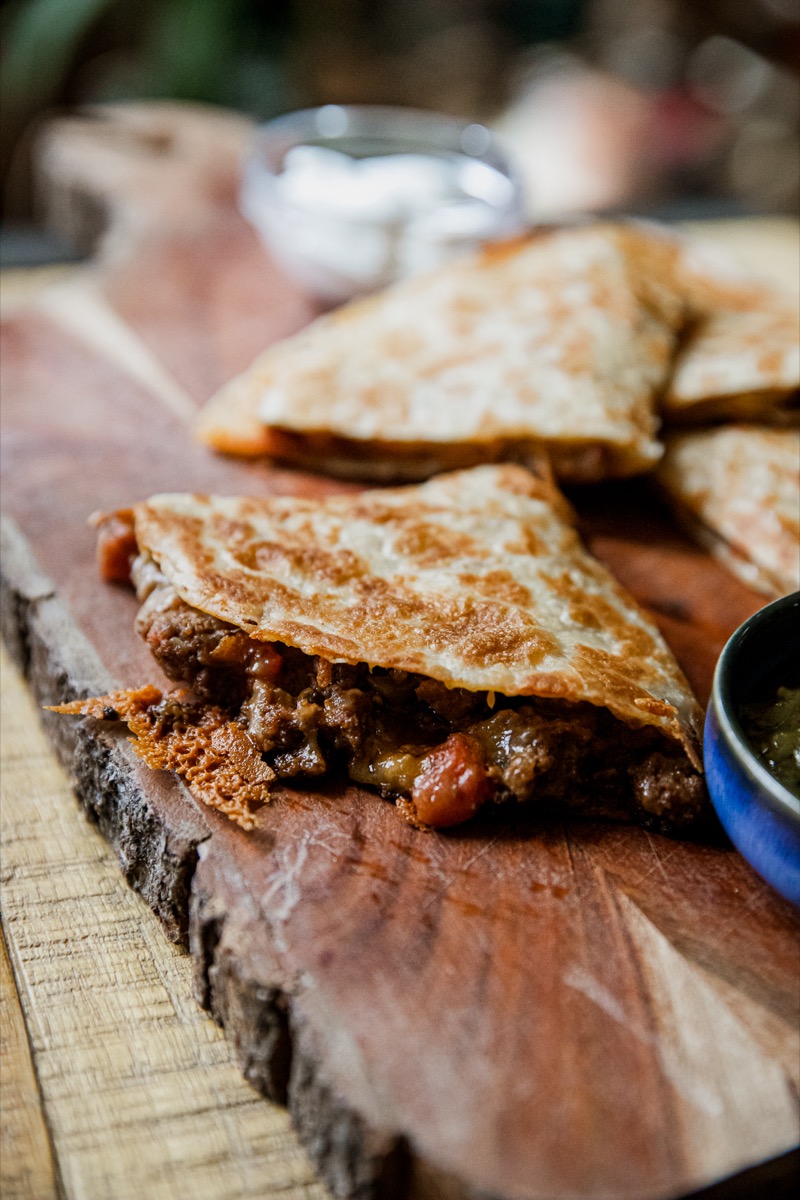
[132,561,704,830]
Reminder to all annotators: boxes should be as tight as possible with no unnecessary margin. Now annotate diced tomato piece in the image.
[247,641,283,683]
[410,733,490,828]
[95,510,137,585]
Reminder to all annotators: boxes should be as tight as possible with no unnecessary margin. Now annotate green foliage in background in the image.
[0,0,587,217]
[1,0,294,119]
[1,0,587,120]
[3,0,113,107]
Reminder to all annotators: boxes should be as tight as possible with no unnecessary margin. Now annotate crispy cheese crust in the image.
[50,688,274,829]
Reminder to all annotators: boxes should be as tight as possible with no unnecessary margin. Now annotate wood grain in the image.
[0,642,329,1200]
[0,920,58,1200]
[2,103,799,1200]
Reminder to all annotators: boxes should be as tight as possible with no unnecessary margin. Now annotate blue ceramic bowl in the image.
[704,591,800,905]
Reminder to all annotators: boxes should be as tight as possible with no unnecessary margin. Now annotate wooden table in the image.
[1,119,799,1200]
[1,638,330,1200]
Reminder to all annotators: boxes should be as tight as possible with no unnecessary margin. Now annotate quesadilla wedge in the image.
[656,426,800,599]
[53,466,705,833]
[196,224,689,483]
[663,239,800,425]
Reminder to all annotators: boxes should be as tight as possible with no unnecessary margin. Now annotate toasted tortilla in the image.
[132,465,701,758]
[197,224,689,483]
[55,465,705,832]
[663,238,800,425]
[656,426,800,599]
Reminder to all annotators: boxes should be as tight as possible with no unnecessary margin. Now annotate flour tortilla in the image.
[197,224,688,483]
[656,426,800,599]
[133,464,702,764]
[663,238,800,425]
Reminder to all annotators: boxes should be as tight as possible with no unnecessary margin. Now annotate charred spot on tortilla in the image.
[54,466,706,833]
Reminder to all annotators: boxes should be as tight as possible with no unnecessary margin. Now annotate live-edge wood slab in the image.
[2,103,799,1200]
[0,641,331,1200]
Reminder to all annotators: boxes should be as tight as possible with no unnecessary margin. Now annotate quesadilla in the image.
[656,426,800,599]
[54,465,705,833]
[663,239,800,425]
[196,223,689,483]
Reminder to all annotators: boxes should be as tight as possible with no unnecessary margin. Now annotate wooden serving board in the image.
[2,104,799,1200]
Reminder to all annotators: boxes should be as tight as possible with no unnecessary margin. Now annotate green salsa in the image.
[741,685,800,798]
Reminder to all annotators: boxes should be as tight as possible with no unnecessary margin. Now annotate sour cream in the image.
[240,108,524,302]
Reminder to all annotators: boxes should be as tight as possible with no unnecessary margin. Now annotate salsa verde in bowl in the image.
[704,591,800,906]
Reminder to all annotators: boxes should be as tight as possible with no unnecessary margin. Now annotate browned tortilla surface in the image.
[656,426,800,598]
[197,223,688,482]
[131,465,703,764]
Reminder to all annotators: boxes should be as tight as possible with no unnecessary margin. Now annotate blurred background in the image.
[1,0,799,242]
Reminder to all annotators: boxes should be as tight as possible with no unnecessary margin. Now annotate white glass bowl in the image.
[240,105,526,303]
